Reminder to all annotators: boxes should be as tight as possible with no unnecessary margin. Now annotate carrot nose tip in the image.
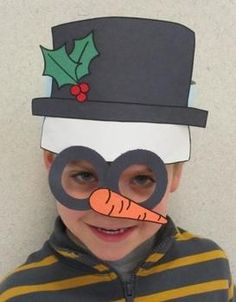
[158,216,168,224]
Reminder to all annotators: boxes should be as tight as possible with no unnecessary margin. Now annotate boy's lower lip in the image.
[88,225,136,242]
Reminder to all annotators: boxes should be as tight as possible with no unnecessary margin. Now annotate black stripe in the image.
[158,238,224,264]
[135,258,230,297]
[105,189,111,204]
[108,205,115,216]
[126,200,131,210]
[119,199,124,213]
[143,212,147,221]
[1,277,122,302]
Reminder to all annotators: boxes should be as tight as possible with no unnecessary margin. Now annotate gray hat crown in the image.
[32,17,208,127]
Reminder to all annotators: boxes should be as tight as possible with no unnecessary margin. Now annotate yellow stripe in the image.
[56,249,79,259]
[1,255,58,283]
[0,273,117,301]
[138,250,227,277]
[93,264,109,272]
[229,274,234,300]
[15,255,58,273]
[145,253,164,263]
[135,279,229,301]
[175,231,199,241]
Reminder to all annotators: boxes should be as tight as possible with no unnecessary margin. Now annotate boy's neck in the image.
[66,227,157,280]
[66,228,88,250]
[66,228,156,258]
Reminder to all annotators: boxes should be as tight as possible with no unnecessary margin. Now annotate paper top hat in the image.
[32,17,208,163]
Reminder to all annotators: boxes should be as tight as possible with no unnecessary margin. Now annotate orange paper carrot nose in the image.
[89,188,167,224]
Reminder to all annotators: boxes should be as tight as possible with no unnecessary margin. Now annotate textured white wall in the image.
[0,0,235,281]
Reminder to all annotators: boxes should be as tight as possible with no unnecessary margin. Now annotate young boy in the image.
[0,17,235,302]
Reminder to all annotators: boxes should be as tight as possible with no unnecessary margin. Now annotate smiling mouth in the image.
[96,228,127,234]
[89,223,136,229]
[96,226,136,234]
[89,225,136,235]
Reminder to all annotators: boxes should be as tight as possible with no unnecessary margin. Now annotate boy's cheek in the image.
[56,202,85,222]
[152,181,173,216]
[154,199,168,217]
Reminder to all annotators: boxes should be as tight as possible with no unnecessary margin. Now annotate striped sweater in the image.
[0,216,235,302]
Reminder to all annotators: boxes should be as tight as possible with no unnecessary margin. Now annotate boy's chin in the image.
[89,237,146,262]
[92,248,132,262]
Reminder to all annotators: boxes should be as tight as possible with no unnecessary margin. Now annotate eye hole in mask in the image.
[118,164,156,203]
[61,160,99,199]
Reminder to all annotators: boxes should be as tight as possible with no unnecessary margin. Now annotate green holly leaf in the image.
[69,32,99,81]
[41,45,77,87]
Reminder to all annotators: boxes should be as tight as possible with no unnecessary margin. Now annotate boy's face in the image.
[44,150,183,261]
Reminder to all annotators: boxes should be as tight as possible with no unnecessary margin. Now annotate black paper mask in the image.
[49,146,168,224]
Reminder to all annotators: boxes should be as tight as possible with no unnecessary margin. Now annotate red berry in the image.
[70,85,80,96]
[76,93,87,102]
[79,82,90,93]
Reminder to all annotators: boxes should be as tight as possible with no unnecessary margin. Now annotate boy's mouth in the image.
[88,225,136,241]
[95,227,132,234]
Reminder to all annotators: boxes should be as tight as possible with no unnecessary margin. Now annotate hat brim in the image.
[32,98,208,128]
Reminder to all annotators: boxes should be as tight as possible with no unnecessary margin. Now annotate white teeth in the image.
[96,228,126,234]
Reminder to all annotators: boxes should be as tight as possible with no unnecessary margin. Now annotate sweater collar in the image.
[48,216,179,273]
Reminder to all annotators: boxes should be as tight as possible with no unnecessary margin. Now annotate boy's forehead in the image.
[41,117,190,164]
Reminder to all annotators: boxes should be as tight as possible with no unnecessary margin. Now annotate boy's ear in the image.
[170,163,184,193]
[43,150,54,170]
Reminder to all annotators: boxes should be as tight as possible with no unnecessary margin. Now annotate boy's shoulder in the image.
[0,236,104,302]
[169,225,234,284]
[0,241,57,301]
[151,224,235,302]
[174,225,225,248]
[172,225,230,260]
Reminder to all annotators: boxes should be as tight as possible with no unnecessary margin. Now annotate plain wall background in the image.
[0,0,235,280]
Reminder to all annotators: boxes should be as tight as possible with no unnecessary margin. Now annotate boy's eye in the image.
[71,171,97,184]
[131,175,156,187]
[119,172,156,203]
